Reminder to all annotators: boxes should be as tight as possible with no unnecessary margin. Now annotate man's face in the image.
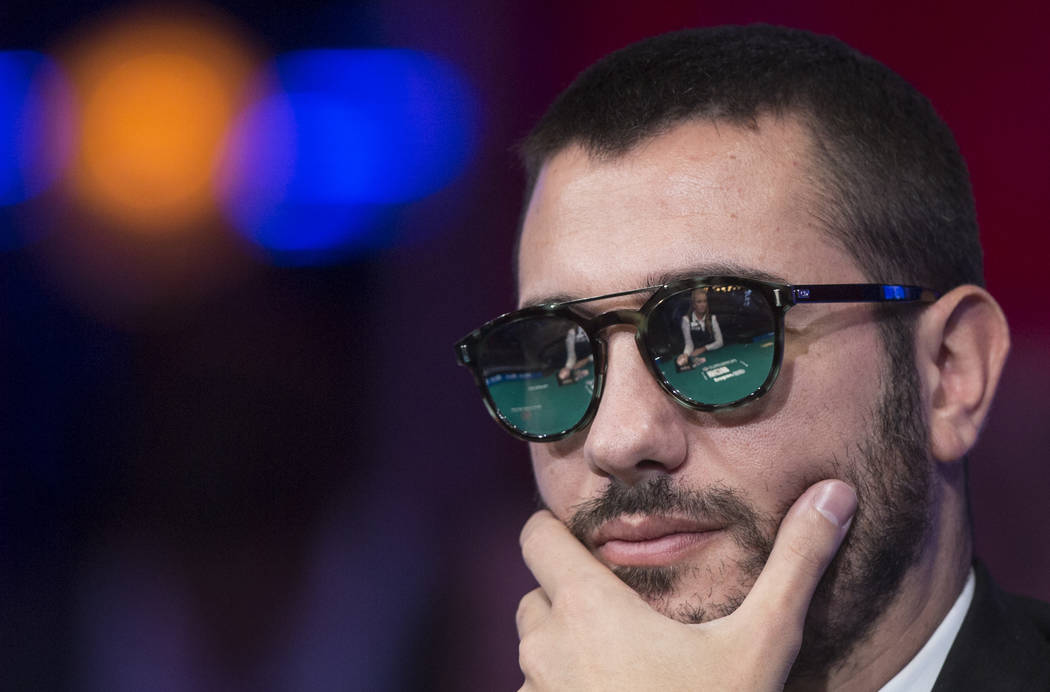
[517,118,930,673]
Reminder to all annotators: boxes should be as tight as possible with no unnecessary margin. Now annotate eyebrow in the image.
[520,261,790,308]
[645,263,789,288]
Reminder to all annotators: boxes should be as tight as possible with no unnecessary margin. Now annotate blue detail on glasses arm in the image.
[883,285,906,300]
[791,284,939,304]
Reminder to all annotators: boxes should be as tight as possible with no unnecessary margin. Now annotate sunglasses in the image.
[455,276,939,442]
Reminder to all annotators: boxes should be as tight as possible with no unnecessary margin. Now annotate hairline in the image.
[513,109,865,297]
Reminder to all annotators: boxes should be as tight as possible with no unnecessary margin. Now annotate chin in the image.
[611,559,756,624]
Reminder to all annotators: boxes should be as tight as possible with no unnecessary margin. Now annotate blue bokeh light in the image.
[0,52,69,203]
[220,49,477,264]
[1,51,73,249]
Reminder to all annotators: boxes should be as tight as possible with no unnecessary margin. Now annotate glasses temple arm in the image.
[790,284,941,304]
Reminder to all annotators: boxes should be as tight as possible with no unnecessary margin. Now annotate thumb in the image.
[735,480,857,637]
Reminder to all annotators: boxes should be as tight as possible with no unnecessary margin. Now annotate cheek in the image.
[706,327,885,492]
[530,444,599,520]
[530,446,572,516]
[771,328,883,467]
[798,330,884,433]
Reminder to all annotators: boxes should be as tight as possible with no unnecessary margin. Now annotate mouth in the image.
[591,515,724,567]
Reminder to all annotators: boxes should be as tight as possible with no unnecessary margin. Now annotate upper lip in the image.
[590,515,724,548]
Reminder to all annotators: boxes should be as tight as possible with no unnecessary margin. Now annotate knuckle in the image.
[516,590,537,630]
[519,522,543,561]
[515,598,528,631]
[518,633,542,674]
[520,511,555,553]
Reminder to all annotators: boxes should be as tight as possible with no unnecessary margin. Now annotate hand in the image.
[675,354,688,367]
[516,480,857,691]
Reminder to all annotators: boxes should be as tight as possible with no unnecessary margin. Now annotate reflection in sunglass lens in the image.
[477,315,594,437]
[645,284,776,406]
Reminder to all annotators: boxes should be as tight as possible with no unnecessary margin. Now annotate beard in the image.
[567,475,775,621]
[564,332,932,681]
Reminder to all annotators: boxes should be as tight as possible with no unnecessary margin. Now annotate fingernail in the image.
[813,481,857,529]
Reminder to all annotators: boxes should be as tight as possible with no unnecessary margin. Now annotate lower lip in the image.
[597,531,722,566]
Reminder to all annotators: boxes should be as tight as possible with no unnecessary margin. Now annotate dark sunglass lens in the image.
[646,284,776,406]
[476,315,595,437]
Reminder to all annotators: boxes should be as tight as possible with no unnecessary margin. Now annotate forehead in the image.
[517,118,864,305]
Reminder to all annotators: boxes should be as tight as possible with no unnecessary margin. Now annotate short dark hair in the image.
[519,24,983,294]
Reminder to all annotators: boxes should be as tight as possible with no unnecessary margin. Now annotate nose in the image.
[582,329,688,484]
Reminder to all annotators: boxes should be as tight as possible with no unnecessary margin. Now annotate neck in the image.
[789,462,971,691]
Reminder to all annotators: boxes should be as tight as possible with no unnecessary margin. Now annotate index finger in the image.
[520,510,621,598]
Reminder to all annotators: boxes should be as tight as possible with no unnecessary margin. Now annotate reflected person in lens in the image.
[557,325,592,385]
[675,287,723,371]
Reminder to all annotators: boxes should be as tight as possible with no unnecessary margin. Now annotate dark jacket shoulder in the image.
[933,563,1050,691]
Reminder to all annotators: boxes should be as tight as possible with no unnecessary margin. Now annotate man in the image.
[455,25,1049,689]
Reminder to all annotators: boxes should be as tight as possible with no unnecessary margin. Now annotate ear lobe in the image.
[915,285,1011,463]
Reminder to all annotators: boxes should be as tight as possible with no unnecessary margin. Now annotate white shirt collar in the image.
[879,568,976,692]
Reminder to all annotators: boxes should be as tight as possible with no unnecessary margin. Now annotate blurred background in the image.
[1,1,1047,689]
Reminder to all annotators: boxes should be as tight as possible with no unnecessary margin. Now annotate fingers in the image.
[738,480,857,634]
[520,510,618,600]
[516,587,550,639]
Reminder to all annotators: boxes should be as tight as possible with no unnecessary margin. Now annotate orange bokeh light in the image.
[63,9,257,231]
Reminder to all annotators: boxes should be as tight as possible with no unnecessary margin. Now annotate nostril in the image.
[636,459,667,472]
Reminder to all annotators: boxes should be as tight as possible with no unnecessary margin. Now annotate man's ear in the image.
[914,285,1010,463]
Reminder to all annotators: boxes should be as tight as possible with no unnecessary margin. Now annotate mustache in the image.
[566,475,767,547]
